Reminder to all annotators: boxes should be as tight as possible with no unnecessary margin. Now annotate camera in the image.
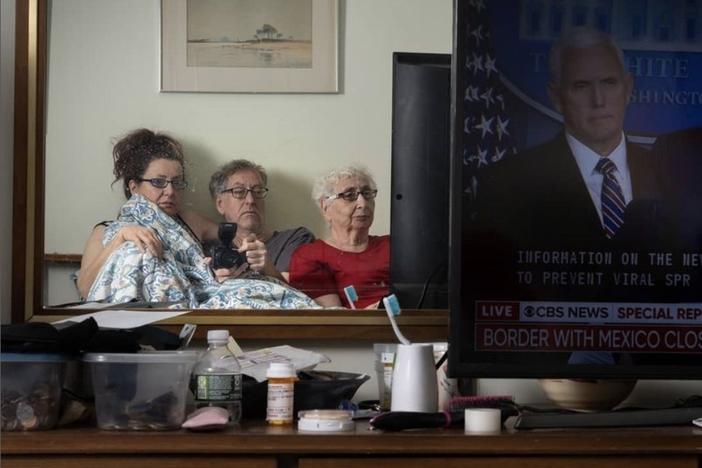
[210,223,246,269]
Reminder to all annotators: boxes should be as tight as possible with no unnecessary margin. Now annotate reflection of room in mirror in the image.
[39,0,454,307]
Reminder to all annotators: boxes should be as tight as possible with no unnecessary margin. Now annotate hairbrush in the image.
[369,396,518,431]
[369,410,463,431]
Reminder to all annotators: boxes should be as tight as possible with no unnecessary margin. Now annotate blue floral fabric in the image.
[86,195,319,309]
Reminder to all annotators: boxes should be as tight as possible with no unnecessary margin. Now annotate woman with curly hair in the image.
[77,129,192,297]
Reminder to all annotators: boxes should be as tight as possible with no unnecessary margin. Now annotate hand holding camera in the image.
[210,223,246,270]
[239,235,267,273]
[208,223,268,281]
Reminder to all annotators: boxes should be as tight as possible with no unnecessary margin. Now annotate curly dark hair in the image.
[112,128,185,199]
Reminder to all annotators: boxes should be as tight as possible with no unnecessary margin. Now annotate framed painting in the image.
[161,0,338,93]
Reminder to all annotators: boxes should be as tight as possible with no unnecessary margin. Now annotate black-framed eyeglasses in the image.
[137,177,188,191]
[326,189,378,202]
[221,186,269,199]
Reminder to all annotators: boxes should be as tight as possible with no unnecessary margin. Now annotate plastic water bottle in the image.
[192,330,242,423]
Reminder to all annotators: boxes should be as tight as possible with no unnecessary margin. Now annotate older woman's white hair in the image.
[312,165,377,204]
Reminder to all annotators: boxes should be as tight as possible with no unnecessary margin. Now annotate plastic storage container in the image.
[84,351,199,430]
[1,353,68,431]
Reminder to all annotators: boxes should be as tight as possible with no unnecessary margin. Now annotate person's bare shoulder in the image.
[180,209,218,241]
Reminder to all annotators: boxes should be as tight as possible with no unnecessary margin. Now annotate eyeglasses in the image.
[137,177,188,190]
[326,189,378,202]
[221,186,269,199]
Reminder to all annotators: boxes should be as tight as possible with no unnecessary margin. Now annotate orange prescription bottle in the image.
[266,362,297,425]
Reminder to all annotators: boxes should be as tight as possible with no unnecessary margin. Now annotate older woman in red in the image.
[289,165,389,308]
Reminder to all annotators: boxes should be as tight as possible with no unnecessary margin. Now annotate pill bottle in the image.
[266,362,297,425]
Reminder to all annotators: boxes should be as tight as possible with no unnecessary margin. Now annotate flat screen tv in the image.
[449,0,702,381]
[390,52,451,309]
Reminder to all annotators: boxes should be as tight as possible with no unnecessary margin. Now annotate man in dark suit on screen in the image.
[468,27,675,307]
[465,28,692,369]
[477,27,666,250]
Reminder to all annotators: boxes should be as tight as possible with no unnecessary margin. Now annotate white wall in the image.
[43,0,453,256]
[1,0,16,324]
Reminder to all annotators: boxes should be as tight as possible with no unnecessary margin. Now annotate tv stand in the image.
[3,422,701,468]
[514,406,702,429]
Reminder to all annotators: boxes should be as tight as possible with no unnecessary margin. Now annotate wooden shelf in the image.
[33,309,449,341]
[2,422,700,468]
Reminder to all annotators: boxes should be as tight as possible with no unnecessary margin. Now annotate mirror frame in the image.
[11,0,448,340]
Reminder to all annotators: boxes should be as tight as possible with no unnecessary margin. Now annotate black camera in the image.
[210,223,246,270]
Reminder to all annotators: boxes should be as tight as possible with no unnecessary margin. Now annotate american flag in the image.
[462,0,517,197]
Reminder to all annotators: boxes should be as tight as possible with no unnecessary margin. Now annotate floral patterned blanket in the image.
[86,195,319,309]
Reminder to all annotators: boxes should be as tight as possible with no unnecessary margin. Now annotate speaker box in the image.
[390,52,451,309]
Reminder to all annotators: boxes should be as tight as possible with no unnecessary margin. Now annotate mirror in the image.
[13,0,450,338]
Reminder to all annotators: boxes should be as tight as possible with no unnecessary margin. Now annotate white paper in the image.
[65,302,116,309]
[237,345,331,382]
[52,310,190,329]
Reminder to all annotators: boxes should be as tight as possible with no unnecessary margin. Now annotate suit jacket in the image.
[465,133,672,302]
[475,133,665,249]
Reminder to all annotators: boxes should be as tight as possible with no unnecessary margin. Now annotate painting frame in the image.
[161,0,338,93]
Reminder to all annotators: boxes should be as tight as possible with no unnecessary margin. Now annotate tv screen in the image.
[449,0,702,380]
[390,52,450,309]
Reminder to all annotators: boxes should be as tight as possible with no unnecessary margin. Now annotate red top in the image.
[289,235,390,309]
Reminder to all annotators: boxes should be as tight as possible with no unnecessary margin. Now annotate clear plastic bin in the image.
[84,351,199,430]
[1,353,67,431]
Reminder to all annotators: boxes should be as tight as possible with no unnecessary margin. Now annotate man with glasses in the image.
[208,159,314,281]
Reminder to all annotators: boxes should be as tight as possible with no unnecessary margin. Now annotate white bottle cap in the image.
[267,362,295,378]
[464,408,502,434]
[207,330,229,343]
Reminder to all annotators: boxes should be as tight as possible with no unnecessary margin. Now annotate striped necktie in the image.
[595,158,626,239]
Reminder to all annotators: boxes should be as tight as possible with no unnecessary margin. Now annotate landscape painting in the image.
[162,0,338,93]
[187,0,313,68]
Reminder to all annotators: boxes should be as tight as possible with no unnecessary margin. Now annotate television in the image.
[390,52,451,309]
[448,0,702,391]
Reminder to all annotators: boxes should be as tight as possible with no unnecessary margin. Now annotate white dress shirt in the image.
[566,132,632,224]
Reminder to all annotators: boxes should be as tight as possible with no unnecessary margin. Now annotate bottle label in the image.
[266,382,294,422]
[381,364,394,409]
[195,374,242,402]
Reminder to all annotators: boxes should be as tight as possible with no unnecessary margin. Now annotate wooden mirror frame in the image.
[11,0,448,340]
